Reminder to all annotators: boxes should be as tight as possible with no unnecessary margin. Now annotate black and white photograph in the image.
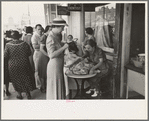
[1,1,148,120]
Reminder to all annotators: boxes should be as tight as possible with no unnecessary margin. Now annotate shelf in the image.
[125,63,145,75]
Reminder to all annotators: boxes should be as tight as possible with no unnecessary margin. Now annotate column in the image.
[120,4,132,98]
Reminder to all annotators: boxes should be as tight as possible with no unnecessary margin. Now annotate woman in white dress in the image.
[46,17,69,100]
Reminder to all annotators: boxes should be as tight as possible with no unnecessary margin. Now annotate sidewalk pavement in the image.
[4,83,46,100]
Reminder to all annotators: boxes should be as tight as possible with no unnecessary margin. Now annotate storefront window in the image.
[85,3,116,53]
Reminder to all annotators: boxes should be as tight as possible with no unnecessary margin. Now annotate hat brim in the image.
[52,23,68,26]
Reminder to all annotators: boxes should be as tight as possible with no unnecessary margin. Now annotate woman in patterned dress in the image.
[4,31,36,99]
[84,39,109,97]
[38,25,52,93]
[46,17,69,100]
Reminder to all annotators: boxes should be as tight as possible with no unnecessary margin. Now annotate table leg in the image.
[126,85,129,99]
[73,78,80,99]
[81,79,86,97]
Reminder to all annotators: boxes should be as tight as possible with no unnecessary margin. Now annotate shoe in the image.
[91,91,98,97]
[26,92,32,99]
[86,89,94,94]
[16,95,23,99]
[40,88,46,93]
[27,95,32,99]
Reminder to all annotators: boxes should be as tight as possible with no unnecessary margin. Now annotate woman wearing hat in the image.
[23,26,35,72]
[38,25,52,93]
[4,30,36,99]
[46,17,69,100]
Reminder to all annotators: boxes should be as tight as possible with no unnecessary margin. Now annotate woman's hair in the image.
[35,24,42,29]
[86,39,97,48]
[11,30,22,39]
[44,25,51,33]
[67,35,73,39]
[85,27,94,35]
[26,26,33,34]
[5,30,12,38]
[41,27,44,32]
[68,41,79,53]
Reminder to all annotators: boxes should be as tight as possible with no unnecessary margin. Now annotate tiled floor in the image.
[3,83,144,100]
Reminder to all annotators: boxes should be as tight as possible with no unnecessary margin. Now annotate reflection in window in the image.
[95,3,116,49]
[85,3,116,50]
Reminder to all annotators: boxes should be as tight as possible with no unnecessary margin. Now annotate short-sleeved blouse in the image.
[40,34,48,52]
[87,47,109,70]
[46,31,63,58]
[31,32,42,50]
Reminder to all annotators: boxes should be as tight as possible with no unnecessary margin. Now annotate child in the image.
[67,35,73,43]
[64,41,80,67]
[67,34,83,57]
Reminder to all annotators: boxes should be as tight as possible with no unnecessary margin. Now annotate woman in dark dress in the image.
[84,39,109,97]
[23,26,35,72]
[38,25,52,92]
[4,31,36,99]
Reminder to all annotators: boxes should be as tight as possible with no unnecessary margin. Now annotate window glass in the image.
[85,3,116,52]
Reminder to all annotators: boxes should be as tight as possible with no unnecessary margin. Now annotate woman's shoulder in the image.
[95,47,104,53]
[6,40,25,46]
[46,35,55,45]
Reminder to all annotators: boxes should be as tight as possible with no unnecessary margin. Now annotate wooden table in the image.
[66,73,96,99]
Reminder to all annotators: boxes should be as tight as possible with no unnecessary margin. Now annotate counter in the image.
[125,63,145,98]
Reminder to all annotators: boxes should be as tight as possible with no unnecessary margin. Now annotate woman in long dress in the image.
[46,17,69,100]
[38,25,52,92]
[4,31,36,99]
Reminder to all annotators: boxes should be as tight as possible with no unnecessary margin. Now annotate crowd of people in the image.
[4,17,109,100]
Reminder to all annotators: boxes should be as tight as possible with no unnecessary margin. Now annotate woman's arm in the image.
[81,42,86,54]
[48,44,68,59]
[4,44,9,59]
[93,58,103,70]
[76,45,83,57]
[31,34,40,50]
[40,44,48,56]
[89,58,103,74]
[32,44,40,50]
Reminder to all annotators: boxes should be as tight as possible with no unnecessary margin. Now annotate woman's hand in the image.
[63,43,69,49]
[77,57,83,61]
[89,67,95,74]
